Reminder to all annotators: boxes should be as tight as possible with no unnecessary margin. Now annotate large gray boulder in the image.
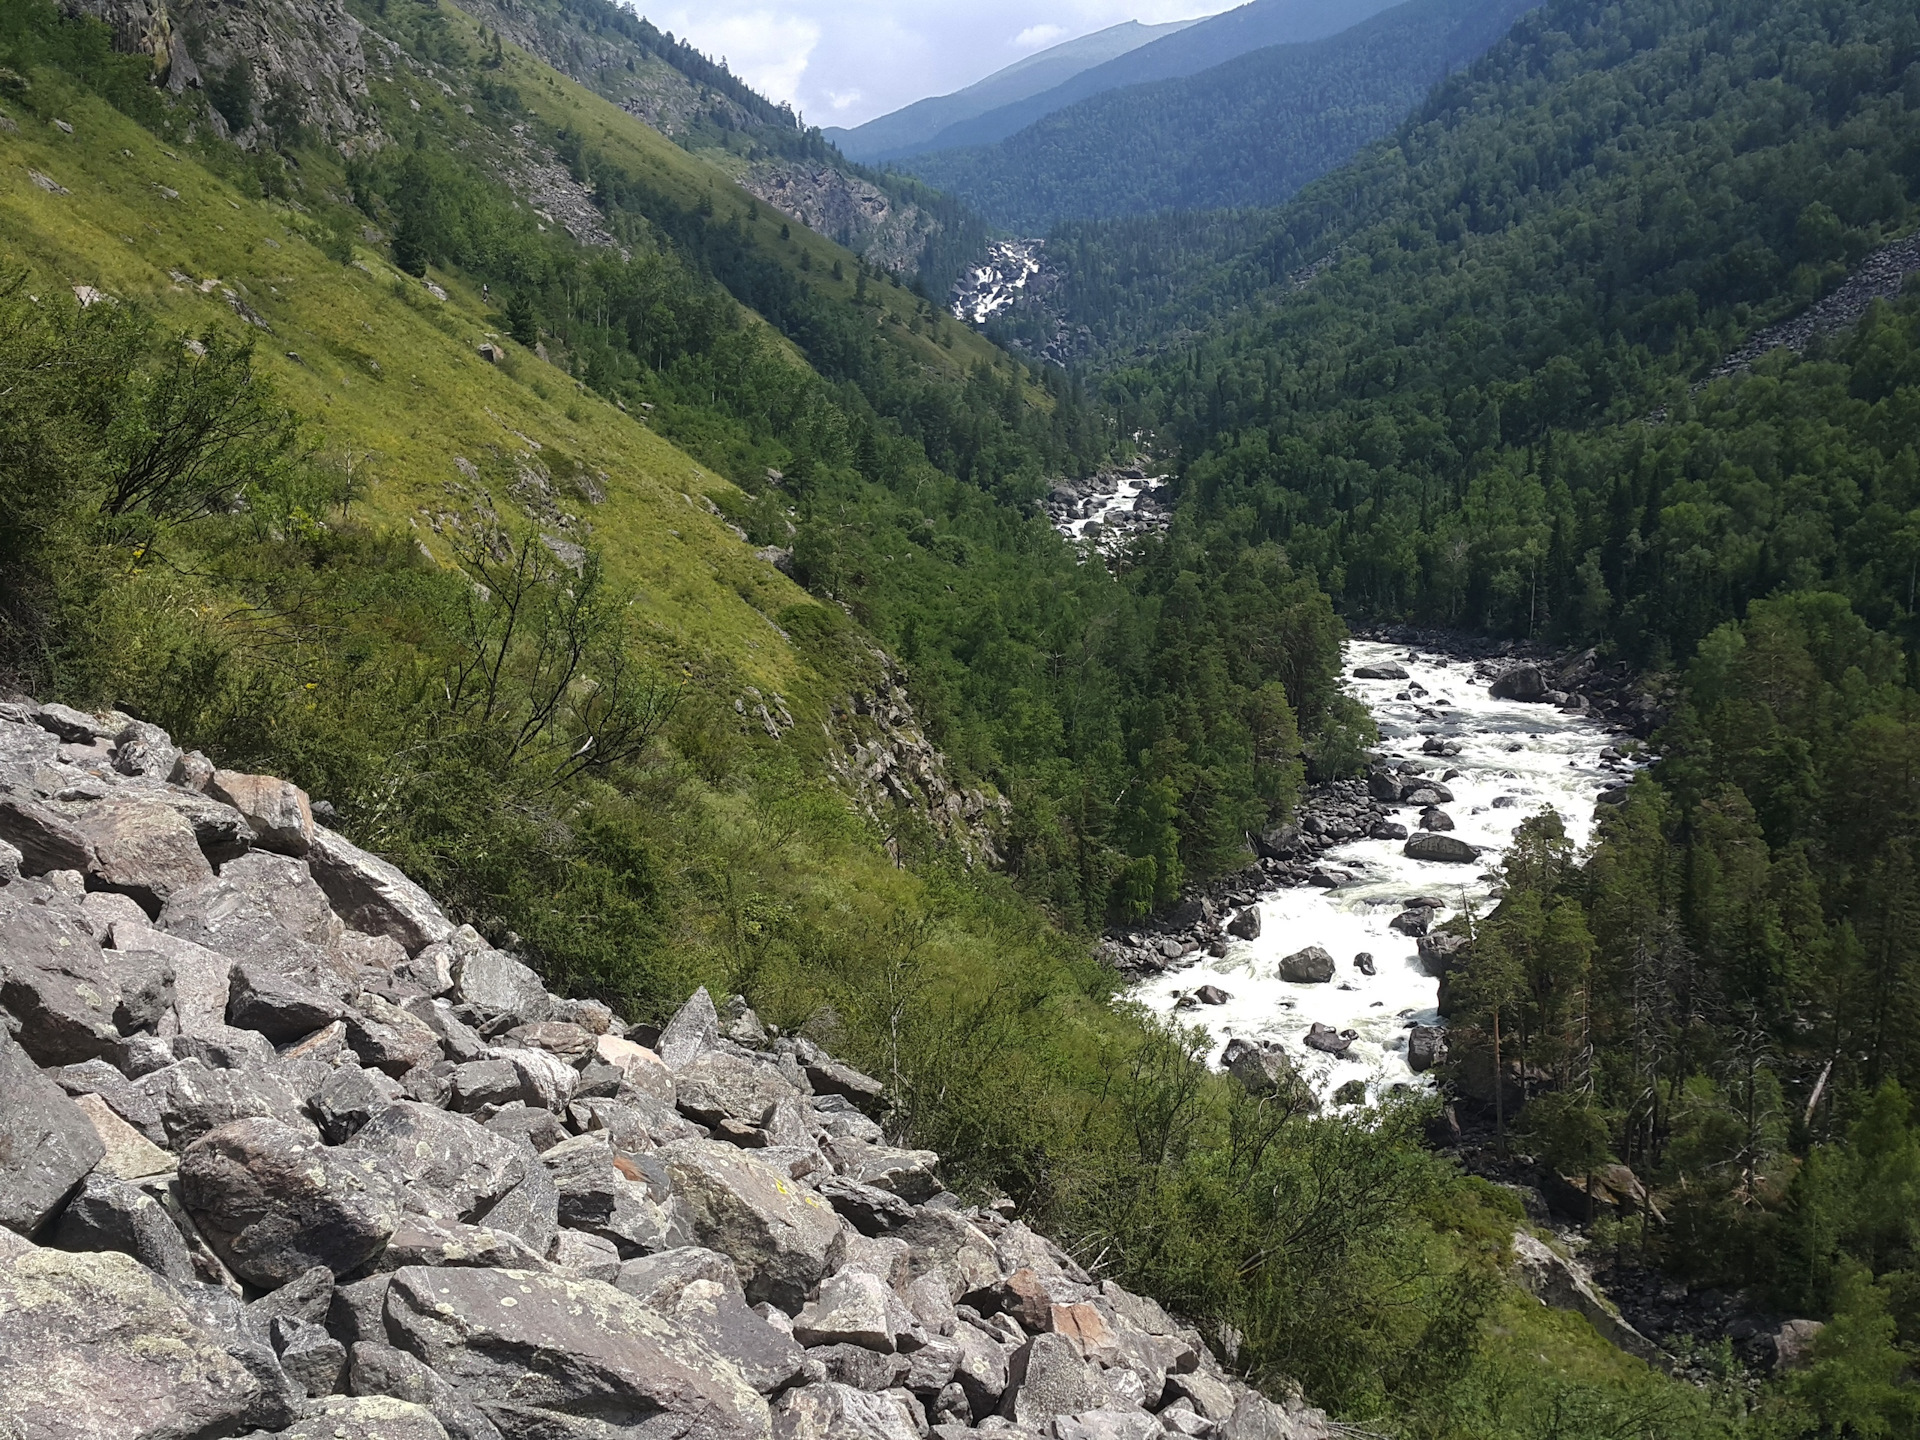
[676,1049,797,1130]
[661,1140,842,1310]
[448,939,553,1026]
[1407,1024,1447,1073]
[181,1116,405,1286]
[895,1208,1002,1305]
[1275,946,1335,984]
[1003,1331,1105,1426]
[346,1102,533,1227]
[616,1247,809,1395]
[346,1342,504,1440]
[1402,833,1479,864]
[135,1056,318,1150]
[53,1175,198,1282]
[307,826,454,955]
[261,1394,452,1439]
[0,794,95,873]
[0,1028,106,1237]
[1490,664,1548,702]
[1508,1230,1666,1364]
[0,890,124,1065]
[343,993,442,1077]
[110,720,180,781]
[205,769,313,857]
[0,1247,262,1439]
[657,986,721,1070]
[382,1265,773,1437]
[68,793,215,910]
[542,1132,683,1256]
[1351,663,1409,680]
[772,1382,922,1440]
[226,959,347,1043]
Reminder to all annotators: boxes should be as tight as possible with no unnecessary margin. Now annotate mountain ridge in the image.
[824,17,1200,164]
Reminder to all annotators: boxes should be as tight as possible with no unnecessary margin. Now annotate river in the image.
[1130,639,1641,1106]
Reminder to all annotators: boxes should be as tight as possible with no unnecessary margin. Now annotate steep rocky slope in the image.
[0,698,1335,1440]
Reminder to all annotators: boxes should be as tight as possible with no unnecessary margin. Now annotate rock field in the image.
[0,697,1333,1440]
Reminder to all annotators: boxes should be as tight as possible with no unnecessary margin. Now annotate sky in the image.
[633,1,1240,129]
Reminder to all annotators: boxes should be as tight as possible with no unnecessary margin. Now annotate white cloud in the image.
[652,7,821,109]
[1013,23,1067,49]
[631,2,1259,127]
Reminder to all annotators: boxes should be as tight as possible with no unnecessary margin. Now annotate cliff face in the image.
[0,696,1335,1440]
[739,163,940,278]
[65,0,376,146]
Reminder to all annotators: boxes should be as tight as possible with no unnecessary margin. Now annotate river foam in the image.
[1130,639,1640,1106]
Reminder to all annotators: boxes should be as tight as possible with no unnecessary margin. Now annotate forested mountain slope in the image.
[825,18,1197,164]
[891,0,1408,157]
[903,0,1538,230]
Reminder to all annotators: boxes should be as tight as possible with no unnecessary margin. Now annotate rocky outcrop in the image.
[0,696,1339,1440]
[742,163,941,276]
[66,0,377,148]
[1509,1231,1668,1366]
[824,657,1009,867]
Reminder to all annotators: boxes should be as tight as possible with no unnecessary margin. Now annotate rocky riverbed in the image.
[1101,640,1650,1108]
[0,697,1340,1440]
[1042,468,1172,564]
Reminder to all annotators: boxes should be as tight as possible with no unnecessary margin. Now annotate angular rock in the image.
[0,891,123,1065]
[678,1049,796,1129]
[809,1342,913,1392]
[503,1020,596,1061]
[0,1247,263,1437]
[1275,946,1335,985]
[618,1248,808,1395]
[207,769,313,856]
[111,720,180,781]
[0,1027,106,1236]
[307,825,454,955]
[662,1139,842,1310]
[314,1064,407,1144]
[1407,1024,1447,1073]
[347,1341,505,1440]
[543,1132,681,1256]
[657,986,721,1070]
[897,1208,1002,1304]
[594,1033,676,1103]
[552,1228,622,1282]
[71,793,216,911]
[482,1102,567,1154]
[1509,1230,1665,1363]
[833,1140,942,1204]
[171,1021,279,1071]
[475,1160,561,1261]
[796,1039,885,1114]
[347,1101,532,1226]
[251,1264,337,1328]
[51,1172,197,1282]
[0,794,96,873]
[1351,663,1409,680]
[345,992,442,1077]
[1220,1039,1304,1101]
[1003,1331,1103,1426]
[451,1058,528,1112]
[1055,1410,1160,1440]
[370,1214,549,1274]
[492,1044,576,1111]
[773,1382,922,1440]
[53,1057,169,1144]
[266,1394,452,1439]
[383,1265,773,1436]
[274,1313,350,1397]
[447,934,552,1025]
[794,1268,905,1353]
[136,1055,317,1149]
[1402,833,1479,864]
[227,959,347,1043]
[818,1176,915,1236]
[181,1116,405,1286]
[70,1090,174,1180]
[1225,908,1260,941]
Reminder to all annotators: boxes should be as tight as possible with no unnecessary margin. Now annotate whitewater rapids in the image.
[1130,639,1639,1107]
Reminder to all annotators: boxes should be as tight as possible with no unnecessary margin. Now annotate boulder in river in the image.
[1370,820,1409,841]
[1353,952,1376,975]
[1407,1024,1447,1072]
[1277,946,1336,984]
[1404,833,1479,863]
[1193,985,1231,1006]
[1389,909,1431,937]
[1303,1023,1353,1057]
[1226,907,1261,940]
[1489,665,1549,702]
[1352,663,1409,680]
[1418,808,1455,832]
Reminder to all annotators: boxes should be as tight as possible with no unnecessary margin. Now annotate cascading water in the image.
[1131,638,1642,1105]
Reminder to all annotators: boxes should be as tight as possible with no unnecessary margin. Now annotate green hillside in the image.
[902,0,1537,231]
